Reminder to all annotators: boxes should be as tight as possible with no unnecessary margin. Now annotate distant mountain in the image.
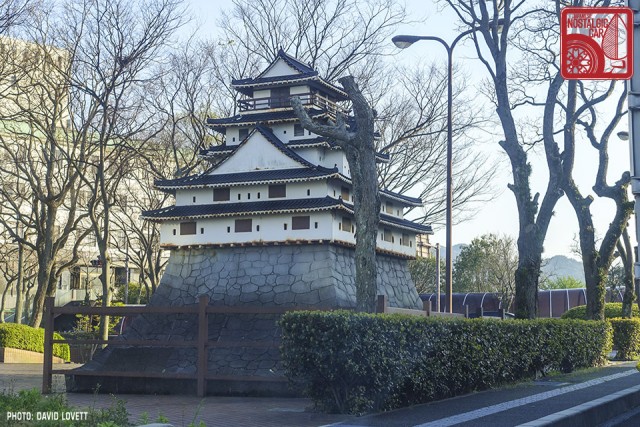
[437,244,466,262]
[541,255,585,283]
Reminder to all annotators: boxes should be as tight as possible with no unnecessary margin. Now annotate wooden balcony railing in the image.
[237,92,349,117]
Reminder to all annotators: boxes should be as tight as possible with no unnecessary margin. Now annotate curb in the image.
[516,384,640,427]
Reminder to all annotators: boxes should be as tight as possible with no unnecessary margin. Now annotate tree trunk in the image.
[619,228,635,318]
[349,144,381,313]
[14,242,24,324]
[291,75,379,312]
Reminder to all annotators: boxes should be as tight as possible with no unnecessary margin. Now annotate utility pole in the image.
[627,0,640,307]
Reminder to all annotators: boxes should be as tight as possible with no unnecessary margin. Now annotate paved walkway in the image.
[2,362,640,426]
[0,364,352,427]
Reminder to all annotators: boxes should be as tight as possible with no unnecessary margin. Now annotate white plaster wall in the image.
[214,133,302,174]
[320,150,346,174]
[175,188,215,206]
[225,128,242,145]
[173,181,327,206]
[160,211,334,246]
[261,60,296,78]
[290,85,308,95]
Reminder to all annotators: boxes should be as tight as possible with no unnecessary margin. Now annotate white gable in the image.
[261,58,300,78]
[212,131,305,174]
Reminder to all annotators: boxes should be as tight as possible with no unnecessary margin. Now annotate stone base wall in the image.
[148,243,421,309]
[68,243,421,395]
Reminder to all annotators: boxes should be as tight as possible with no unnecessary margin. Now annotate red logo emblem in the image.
[561,7,633,80]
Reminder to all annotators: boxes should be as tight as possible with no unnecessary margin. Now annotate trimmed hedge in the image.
[561,303,640,320]
[609,318,640,360]
[0,323,70,362]
[280,311,611,415]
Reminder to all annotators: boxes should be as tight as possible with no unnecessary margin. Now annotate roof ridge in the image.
[276,49,315,74]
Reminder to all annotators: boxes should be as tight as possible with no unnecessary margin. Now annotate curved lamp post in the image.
[392,28,479,313]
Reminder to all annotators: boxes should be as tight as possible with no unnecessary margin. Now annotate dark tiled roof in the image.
[142,195,431,234]
[206,109,327,132]
[271,49,316,75]
[142,197,347,221]
[380,213,432,234]
[155,167,339,191]
[380,189,422,206]
[232,72,318,87]
[199,145,235,155]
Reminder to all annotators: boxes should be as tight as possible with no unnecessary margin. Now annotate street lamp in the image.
[392,28,481,313]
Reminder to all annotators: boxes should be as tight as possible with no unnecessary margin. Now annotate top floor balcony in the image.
[237,92,349,118]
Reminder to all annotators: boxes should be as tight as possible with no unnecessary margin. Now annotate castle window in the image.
[257,192,261,199]
[247,193,251,200]
[227,226,231,233]
[173,229,176,236]
[294,124,304,137]
[314,222,318,229]
[239,128,249,141]
[385,202,393,214]
[341,187,350,201]
[292,216,310,230]
[238,193,241,200]
[402,233,410,247]
[235,219,252,233]
[341,217,352,232]
[193,196,196,203]
[256,225,260,231]
[307,189,310,196]
[269,184,286,198]
[284,223,288,230]
[383,229,393,243]
[214,187,230,201]
[180,222,196,235]
[201,228,205,234]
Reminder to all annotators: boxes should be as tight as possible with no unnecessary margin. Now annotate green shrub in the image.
[609,318,640,360]
[0,323,70,362]
[561,303,640,320]
[280,312,611,415]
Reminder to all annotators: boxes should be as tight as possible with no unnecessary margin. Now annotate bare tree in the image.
[375,61,496,227]
[60,0,186,340]
[219,0,406,86]
[0,0,32,34]
[293,76,379,313]
[616,227,635,318]
[0,33,92,328]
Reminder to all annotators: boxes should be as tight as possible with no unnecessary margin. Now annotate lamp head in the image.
[617,131,630,141]
[392,35,419,49]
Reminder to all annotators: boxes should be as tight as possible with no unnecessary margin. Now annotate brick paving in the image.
[0,364,352,427]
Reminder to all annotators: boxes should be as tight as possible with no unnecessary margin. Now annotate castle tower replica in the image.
[68,51,431,396]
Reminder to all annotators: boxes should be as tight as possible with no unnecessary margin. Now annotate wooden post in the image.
[197,295,209,397]
[376,295,387,314]
[42,297,55,394]
[423,299,432,316]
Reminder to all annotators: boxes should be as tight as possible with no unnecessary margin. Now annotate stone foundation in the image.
[67,243,420,395]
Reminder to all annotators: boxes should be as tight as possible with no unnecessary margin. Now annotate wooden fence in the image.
[43,294,490,397]
[42,295,325,397]
[375,295,466,318]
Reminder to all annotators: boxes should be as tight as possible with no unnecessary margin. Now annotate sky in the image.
[185,0,635,259]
